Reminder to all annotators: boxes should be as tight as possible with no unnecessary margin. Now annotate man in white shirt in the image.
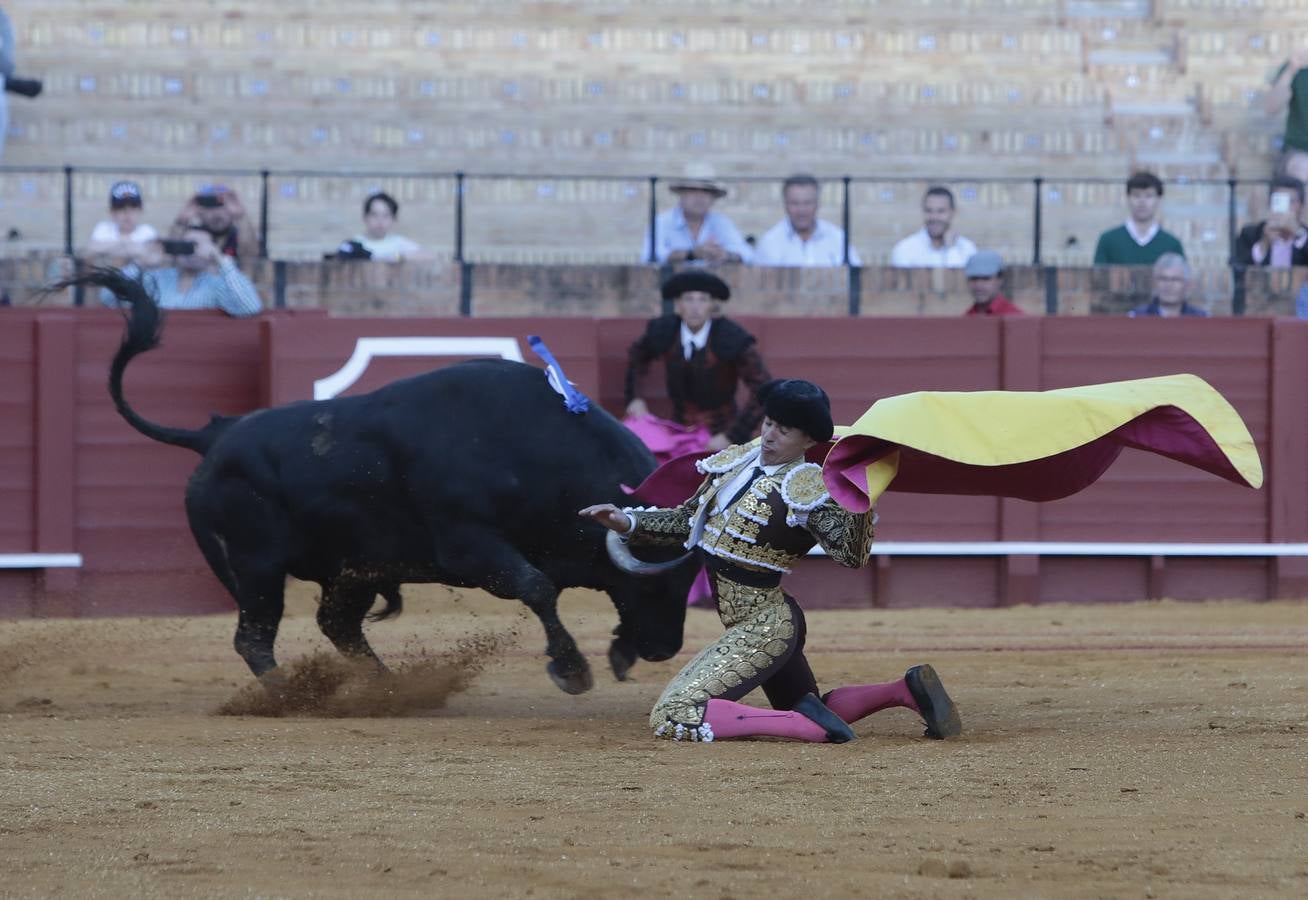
[889,186,977,268]
[753,174,861,267]
[86,181,160,267]
[643,162,752,264]
[349,191,430,262]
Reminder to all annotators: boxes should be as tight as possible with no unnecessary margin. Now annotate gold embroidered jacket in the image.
[628,442,876,573]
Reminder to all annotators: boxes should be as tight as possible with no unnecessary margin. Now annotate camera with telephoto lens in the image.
[4,77,42,99]
[160,239,196,256]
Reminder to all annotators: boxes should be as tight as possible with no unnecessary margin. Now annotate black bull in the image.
[85,269,697,694]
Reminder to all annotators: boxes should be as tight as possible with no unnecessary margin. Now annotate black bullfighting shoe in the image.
[793,693,856,744]
[905,664,963,740]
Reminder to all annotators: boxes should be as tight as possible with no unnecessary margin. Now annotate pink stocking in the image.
[823,677,919,724]
[702,698,829,742]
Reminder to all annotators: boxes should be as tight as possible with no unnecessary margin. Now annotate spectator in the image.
[346,191,429,262]
[1234,175,1308,268]
[1092,172,1186,265]
[753,174,861,267]
[101,220,261,318]
[85,181,160,266]
[1266,48,1308,184]
[643,163,752,265]
[890,186,977,268]
[172,184,259,264]
[1295,281,1308,318]
[1128,254,1208,318]
[963,250,1024,316]
[625,270,771,453]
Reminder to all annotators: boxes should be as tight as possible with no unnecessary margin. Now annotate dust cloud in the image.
[216,629,517,718]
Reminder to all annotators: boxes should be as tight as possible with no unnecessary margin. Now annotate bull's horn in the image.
[605,530,693,576]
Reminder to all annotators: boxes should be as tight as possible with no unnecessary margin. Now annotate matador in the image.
[582,378,961,743]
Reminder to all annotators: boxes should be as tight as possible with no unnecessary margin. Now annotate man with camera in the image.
[100,221,262,318]
[171,185,259,264]
[1235,175,1308,267]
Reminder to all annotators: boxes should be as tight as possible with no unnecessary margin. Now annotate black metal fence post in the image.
[63,166,74,256]
[646,176,659,263]
[454,171,466,263]
[1226,177,1238,264]
[1032,176,1043,265]
[258,169,271,259]
[273,259,287,309]
[841,175,852,266]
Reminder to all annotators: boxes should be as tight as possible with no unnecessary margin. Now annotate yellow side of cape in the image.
[841,373,1263,489]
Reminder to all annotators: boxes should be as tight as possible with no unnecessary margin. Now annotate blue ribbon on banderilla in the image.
[528,335,590,414]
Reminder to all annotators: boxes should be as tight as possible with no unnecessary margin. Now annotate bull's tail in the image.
[367,585,404,622]
[54,267,234,456]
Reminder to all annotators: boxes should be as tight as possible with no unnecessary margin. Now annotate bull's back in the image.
[390,359,656,505]
[193,358,653,556]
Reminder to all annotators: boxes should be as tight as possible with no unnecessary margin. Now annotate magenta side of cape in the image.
[821,406,1251,513]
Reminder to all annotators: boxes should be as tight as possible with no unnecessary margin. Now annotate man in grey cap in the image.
[963,250,1024,316]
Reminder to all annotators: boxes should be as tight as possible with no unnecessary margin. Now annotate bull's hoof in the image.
[608,639,638,682]
[547,659,594,695]
[257,668,290,699]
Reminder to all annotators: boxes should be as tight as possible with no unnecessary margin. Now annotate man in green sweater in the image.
[1092,172,1186,265]
[1266,49,1308,183]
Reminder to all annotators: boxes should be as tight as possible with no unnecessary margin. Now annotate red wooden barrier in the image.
[2,311,1306,617]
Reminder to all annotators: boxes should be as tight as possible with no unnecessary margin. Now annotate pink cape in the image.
[623,414,711,465]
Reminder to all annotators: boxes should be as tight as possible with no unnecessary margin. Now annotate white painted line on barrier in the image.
[0,553,83,568]
[314,337,525,400]
[808,542,1308,558]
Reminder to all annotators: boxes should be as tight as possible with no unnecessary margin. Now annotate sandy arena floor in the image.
[2,585,1306,899]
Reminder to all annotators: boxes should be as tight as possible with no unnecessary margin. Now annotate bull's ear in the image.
[605,531,693,576]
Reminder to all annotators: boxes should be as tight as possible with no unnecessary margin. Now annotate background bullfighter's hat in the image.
[668,161,729,198]
[661,270,731,301]
[758,378,834,443]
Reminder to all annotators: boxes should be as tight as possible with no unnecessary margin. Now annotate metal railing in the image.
[0,164,1267,267]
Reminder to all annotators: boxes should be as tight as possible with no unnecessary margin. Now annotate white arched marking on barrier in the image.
[0,553,83,569]
[313,337,525,401]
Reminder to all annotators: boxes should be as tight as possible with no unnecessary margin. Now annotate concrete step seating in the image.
[4,0,1302,262]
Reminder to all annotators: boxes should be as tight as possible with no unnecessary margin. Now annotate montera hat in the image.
[661,270,731,302]
[668,161,729,198]
[758,378,834,443]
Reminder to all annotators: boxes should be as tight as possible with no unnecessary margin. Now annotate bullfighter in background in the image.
[624,270,771,459]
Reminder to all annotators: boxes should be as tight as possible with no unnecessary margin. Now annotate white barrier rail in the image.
[0,554,83,568]
[809,543,1308,558]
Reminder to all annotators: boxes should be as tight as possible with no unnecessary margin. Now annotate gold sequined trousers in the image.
[648,561,819,731]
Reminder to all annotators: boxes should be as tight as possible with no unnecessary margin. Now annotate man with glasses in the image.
[1128,254,1208,318]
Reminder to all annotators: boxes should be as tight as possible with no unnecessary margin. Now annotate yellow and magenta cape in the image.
[625,374,1263,511]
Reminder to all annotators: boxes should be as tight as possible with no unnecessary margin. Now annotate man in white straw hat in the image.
[642,162,753,264]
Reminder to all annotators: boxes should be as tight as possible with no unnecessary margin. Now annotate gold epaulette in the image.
[780,463,830,512]
[697,438,762,475]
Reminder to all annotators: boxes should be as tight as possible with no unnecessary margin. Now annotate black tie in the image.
[722,466,766,511]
